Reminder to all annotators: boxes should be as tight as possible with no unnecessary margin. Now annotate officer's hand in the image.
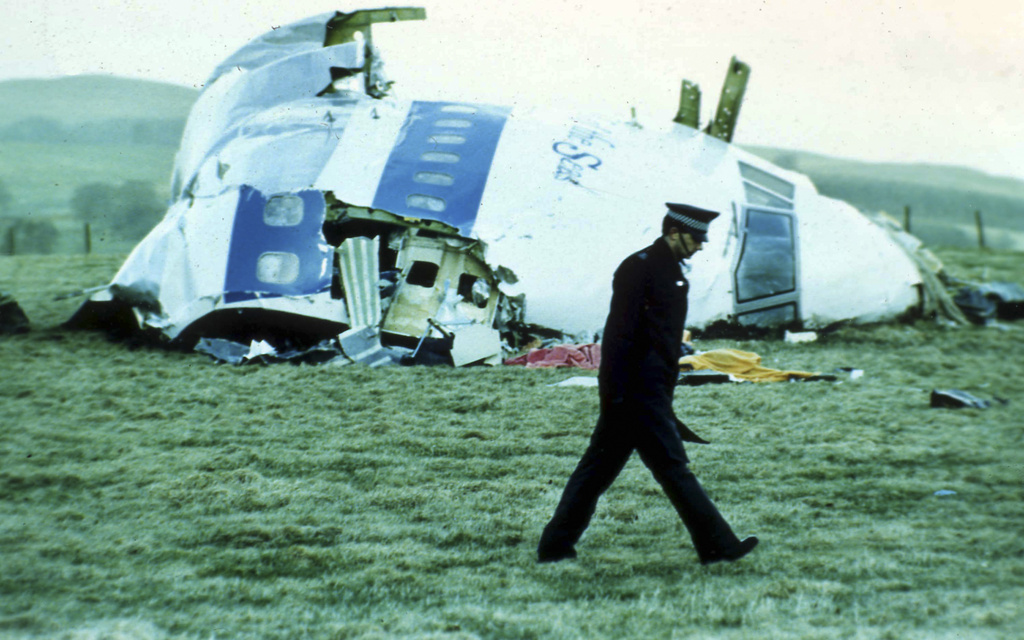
[675,417,711,445]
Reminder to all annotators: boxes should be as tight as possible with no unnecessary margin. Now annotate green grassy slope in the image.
[1,250,1022,639]
[746,146,1024,250]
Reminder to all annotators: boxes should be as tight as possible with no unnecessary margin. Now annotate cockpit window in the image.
[735,209,796,302]
[743,183,793,210]
[739,162,794,200]
[737,304,796,327]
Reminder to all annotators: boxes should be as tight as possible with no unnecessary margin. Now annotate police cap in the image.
[664,203,720,243]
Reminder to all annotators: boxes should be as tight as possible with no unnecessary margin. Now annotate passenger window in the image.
[434,119,472,128]
[420,151,460,164]
[263,195,303,226]
[458,274,490,308]
[427,134,466,145]
[414,171,455,186]
[407,194,447,212]
[458,274,478,300]
[256,252,300,284]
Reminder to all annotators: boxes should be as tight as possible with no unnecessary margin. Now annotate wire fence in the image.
[1,219,136,256]
[2,208,1021,256]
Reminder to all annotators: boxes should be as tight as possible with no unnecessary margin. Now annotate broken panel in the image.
[382,230,499,339]
[338,236,382,328]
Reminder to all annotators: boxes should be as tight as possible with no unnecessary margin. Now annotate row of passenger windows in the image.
[251,252,490,310]
[405,107,477,214]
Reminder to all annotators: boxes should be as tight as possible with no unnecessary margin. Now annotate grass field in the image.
[1,249,1022,639]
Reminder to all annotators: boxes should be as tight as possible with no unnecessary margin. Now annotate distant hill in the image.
[0,76,198,147]
[0,75,198,126]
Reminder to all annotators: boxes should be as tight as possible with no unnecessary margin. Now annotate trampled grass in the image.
[1,251,1023,639]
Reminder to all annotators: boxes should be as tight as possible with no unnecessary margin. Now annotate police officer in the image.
[537,203,758,565]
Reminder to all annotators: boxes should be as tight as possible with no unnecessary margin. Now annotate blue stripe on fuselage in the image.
[223,186,331,303]
[372,101,512,236]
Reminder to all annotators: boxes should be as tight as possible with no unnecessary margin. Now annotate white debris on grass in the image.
[784,330,818,343]
[550,376,599,388]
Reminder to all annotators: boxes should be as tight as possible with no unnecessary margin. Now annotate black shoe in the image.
[699,536,759,566]
[537,545,577,564]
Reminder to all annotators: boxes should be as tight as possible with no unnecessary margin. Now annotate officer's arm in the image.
[602,256,646,403]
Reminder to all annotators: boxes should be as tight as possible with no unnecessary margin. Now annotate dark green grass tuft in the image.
[1,250,1023,639]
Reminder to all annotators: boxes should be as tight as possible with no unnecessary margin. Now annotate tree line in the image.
[1,177,165,255]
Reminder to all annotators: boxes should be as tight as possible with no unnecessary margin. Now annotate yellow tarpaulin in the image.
[679,349,818,382]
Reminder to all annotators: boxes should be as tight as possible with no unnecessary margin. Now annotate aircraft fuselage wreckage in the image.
[73,8,939,366]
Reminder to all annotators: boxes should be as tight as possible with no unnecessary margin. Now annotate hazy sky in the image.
[3,0,1022,180]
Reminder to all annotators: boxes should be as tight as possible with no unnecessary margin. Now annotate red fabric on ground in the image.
[504,343,602,370]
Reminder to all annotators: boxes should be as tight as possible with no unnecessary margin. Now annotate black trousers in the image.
[539,394,742,560]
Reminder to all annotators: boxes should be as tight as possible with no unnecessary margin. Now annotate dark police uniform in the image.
[538,234,757,565]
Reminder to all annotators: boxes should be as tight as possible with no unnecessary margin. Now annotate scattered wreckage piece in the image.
[836,367,865,381]
[949,281,1024,324]
[929,389,992,410]
[195,336,346,365]
[504,343,601,370]
[549,376,599,388]
[194,330,407,366]
[677,370,735,386]
[0,292,29,334]
[325,202,511,366]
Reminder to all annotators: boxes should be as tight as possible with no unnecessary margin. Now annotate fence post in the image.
[84,223,92,254]
[903,205,911,233]
[975,210,986,249]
